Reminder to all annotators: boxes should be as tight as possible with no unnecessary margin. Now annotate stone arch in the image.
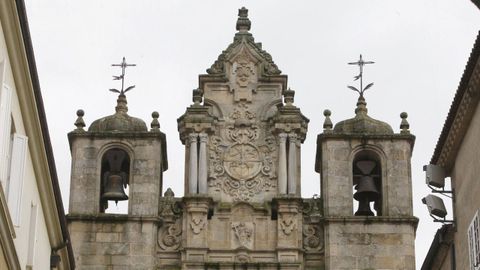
[259,98,282,121]
[204,98,224,119]
[349,144,388,216]
[97,142,135,213]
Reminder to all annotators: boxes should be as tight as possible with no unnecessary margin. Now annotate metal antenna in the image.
[110,57,136,95]
[347,54,375,97]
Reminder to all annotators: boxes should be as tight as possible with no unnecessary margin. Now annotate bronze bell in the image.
[102,174,128,204]
[101,149,129,204]
[353,160,380,216]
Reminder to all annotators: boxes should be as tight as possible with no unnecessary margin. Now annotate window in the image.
[469,210,480,270]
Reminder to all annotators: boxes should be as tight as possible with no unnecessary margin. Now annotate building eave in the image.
[473,0,480,10]
[430,31,480,175]
[421,224,454,270]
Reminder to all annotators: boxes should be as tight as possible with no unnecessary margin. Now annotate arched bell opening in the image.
[352,150,382,216]
[100,148,130,214]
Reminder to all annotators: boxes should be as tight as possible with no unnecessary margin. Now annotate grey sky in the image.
[23,1,480,268]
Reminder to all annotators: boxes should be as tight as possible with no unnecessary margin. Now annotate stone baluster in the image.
[288,133,297,195]
[188,133,199,194]
[278,133,288,194]
[198,133,208,194]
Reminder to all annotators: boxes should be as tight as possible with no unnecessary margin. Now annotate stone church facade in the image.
[66,8,417,270]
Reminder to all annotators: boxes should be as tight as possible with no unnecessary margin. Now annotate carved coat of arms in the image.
[209,103,277,202]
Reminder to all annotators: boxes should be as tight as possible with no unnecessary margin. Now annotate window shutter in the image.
[476,212,480,267]
[7,134,28,226]
[0,83,12,191]
[469,211,480,270]
[470,224,474,270]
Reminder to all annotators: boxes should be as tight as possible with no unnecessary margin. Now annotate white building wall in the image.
[0,17,53,270]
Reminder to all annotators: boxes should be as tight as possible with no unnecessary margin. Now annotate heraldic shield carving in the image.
[208,104,277,202]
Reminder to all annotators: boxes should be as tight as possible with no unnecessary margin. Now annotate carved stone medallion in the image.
[224,143,262,180]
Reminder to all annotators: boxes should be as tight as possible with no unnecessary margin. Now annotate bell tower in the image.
[315,55,417,269]
[66,58,168,268]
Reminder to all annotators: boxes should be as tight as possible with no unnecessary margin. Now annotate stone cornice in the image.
[323,216,419,228]
[315,133,415,172]
[177,105,216,144]
[317,132,416,143]
[68,130,168,171]
[431,31,480,174]
[66,213,163,223]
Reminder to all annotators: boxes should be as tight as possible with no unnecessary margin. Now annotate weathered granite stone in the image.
[67,6,417,270]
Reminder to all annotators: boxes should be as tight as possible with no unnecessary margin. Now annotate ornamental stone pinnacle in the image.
[236,7,251,32]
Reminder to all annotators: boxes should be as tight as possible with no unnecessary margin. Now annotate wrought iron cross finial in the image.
[110,57,136,95]
[347,54,375,98]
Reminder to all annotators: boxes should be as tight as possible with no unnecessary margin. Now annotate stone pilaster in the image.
[188,133,198,194]
[278,133,288,194]
[288,133,298,195]
[198,133,208,194]
[275,197,303,265]
[182,195,213,265]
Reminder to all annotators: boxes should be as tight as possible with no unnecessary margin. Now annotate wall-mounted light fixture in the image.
[422,164,454,224]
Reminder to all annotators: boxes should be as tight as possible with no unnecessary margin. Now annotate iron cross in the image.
[347,54,375,97]
[110,57,136,95]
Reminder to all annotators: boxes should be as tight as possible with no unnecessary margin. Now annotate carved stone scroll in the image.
[158,222,182,251]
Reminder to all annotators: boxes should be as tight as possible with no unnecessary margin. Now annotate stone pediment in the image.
[206,8,281,77]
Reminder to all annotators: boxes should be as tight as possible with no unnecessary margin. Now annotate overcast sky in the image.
[23,1,480,268]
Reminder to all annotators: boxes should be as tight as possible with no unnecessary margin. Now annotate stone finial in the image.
[400,112,410,134]
[74,109,86,131]
[323,109,333,132]
[236,7,251,32]
[284,88,295,106]
[354,96,368,115]
[192,89,202,105]
[151,111,160,132]
[164,188,174,197]
[115,94,128,114]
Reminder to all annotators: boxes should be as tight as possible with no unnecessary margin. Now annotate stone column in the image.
[288,134,297,195]
[278,133,288,194]
[188,133,198,194]
[198,133,208,194]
